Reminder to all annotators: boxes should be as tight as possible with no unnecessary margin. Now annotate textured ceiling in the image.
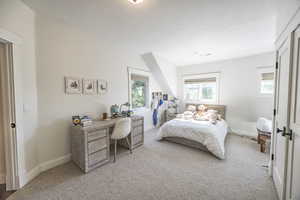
[23,0,276,66]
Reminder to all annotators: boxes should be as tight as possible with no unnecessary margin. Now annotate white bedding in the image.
[157,118,228,159]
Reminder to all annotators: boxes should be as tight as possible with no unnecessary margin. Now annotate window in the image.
[260,72,274,95]
[183,73,219,103]
[131,74,149,109]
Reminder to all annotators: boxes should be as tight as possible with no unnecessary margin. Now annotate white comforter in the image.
[157,118,228,159]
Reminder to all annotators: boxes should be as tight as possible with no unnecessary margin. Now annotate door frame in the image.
[0,28,24,190]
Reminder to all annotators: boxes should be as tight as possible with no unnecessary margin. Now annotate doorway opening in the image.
[0,37,19,196]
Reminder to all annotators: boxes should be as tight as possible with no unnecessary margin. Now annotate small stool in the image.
[257,129,271,153]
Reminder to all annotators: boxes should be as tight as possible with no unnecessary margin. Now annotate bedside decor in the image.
[72,116,81,126]
[98,79,108,94]
[65,77,82,94]
[83,79,97,95]
[110,104,120,118]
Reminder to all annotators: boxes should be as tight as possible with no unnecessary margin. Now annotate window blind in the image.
[131,74,148,81]
[262,72,274,81]
[184,77,216,84]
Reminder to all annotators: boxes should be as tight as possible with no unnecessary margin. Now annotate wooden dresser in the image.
[71,115,144,173]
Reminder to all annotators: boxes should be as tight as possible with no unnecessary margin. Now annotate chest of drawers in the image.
[71,126,110,173]
[71,115,144,173]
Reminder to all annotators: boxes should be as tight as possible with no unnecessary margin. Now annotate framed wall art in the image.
[83,79,97,95]
[98,79,108,94]
[65,77,82,94]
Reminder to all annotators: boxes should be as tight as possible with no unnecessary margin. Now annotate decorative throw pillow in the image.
[187,105,196,112]
[198,104,207,112]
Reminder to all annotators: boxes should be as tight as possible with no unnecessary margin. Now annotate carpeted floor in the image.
[8,129,278,200]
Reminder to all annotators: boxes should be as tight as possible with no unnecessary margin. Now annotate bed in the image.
[157,104,228,159]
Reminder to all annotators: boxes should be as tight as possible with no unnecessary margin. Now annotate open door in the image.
[272,36,292,200]
[286,25,300,200]
[0,41,19,190]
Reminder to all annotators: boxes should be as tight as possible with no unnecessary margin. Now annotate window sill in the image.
[133,107,151,114]
[258,94,273,98]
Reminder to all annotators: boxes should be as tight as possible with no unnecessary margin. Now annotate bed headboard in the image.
[185,104,226,120]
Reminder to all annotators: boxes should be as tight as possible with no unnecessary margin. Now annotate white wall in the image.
[142,53,177,97]
[0,0,39,183]
[276,0,300,38]
[177,52,275,137]
[153,54,178,97]
[35,16,162,165]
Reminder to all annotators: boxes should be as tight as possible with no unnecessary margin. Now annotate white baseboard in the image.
[39,154,71,172]
[0,173,5,184]
[229,129,257,139]
[24,165,41,185]
[24,154,71,185]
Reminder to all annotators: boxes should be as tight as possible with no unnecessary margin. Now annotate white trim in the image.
[24,165,40,184]
[24,154,71,184]
[0,28,24,190]
[0,41,23,190]
[276,6,300,48]
[0,28,22,44]
[276,6,300,44]
[40,154,71,172]
[257,66,275,98]
[127,67,151,110]
[182,72,220,104]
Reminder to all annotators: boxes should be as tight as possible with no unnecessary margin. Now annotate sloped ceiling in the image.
[23,0,275,66]
[142,53,177,97]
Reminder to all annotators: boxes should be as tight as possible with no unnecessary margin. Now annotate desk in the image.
[71,115,144,173]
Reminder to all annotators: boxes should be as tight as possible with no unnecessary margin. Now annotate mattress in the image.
[157,118,228,159]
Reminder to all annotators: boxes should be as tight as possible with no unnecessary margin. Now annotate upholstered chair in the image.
[111,117,132,162]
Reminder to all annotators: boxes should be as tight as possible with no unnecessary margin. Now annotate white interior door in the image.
[273,37,292,200]
[0,41,19,190]
[287,25,300,200]
[0,42,6,184]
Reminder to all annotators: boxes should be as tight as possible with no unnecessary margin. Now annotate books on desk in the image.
[81,119,93,127]
[80,116,92,127]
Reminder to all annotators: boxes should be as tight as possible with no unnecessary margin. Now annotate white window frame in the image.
[128,67,151,111]
[257,66,275,97]
[182,72,220,104]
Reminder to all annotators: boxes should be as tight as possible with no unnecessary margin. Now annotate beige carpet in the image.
[8,129,278,200]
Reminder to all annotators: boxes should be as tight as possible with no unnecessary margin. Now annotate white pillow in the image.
[183,111,194,116]
[187,105,196,112]
[207,109,218,114]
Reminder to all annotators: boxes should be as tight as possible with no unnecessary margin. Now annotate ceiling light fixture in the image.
[128,0,144,4]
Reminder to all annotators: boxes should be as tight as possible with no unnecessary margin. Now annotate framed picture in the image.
[83,79,97,95]
[163,94,168,101]
[98,79,108,94]
[65,77,82,94]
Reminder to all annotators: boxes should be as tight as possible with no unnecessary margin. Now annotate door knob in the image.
[10,123,16,128]
[276,127,285,133]
[277,126,286,135]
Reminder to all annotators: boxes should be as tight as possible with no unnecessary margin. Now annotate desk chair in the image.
[111,117,132,162]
